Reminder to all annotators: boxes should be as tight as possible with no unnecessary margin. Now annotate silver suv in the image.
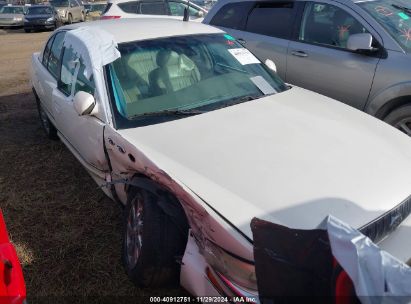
[204,0,411,135]
[51,0,85,23]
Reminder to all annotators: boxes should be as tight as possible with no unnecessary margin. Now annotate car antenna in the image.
[183,0,189,21]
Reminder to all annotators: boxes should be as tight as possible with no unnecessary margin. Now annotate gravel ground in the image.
[0,29,182,301]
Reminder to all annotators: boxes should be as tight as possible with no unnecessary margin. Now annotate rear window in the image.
[118,1,138,13]
[139,1,167,14]
[245,2,296,39]
[101,2,112,14]
[209,1,254,29]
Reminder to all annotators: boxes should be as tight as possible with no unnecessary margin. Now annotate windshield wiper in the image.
[129,109,205,120]
[392,4,411,14]
[215,94,263,109]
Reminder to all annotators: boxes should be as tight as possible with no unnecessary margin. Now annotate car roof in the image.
[61,18,223,43]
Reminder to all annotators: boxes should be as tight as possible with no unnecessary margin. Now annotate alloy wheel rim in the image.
[394,118,411,136]
[126,196,144,268]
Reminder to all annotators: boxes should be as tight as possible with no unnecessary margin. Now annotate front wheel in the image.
[122,187,188,288]
[67,13,73,24]
[384,105,411,136]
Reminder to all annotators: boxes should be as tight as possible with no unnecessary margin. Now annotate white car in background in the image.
[100,0,207,20]
[30,18,411,299]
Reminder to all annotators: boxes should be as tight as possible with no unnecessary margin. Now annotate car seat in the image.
[149,50,201,96]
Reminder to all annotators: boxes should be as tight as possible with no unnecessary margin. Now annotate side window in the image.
[209,2,254,29]
[59,46,77,96]
[118,1,139,13]
[299,2,368,48]
[47,31,66,79]
[168,1,199,16]
[42,36,55,67]
[139,1,168,15]
[71,0,79,7]
[245,2,296,39]
[59,46,95,97]
[75,61,95,96]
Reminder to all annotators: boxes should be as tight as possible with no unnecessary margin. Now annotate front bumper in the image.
[0,20,24,27]
[24,21,55,30]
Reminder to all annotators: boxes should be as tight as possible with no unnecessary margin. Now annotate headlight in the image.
[203,239,257,291]
[46,17,54,22]
[13,17,22,21]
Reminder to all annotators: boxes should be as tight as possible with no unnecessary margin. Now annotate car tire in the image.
[68,13,73,24]
[24,29,31,33]
[34,93,58,140]
[384,105,411,136]
[81,12,85,22]
[122,186,188,288]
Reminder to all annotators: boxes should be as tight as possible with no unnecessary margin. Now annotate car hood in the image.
[118,87,411,239]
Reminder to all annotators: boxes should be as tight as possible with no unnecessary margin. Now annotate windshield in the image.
[0,6,24,14]
[27,6,53,15]
[107,34,287,128]
[51,0,69,7]
[358,0,411,52]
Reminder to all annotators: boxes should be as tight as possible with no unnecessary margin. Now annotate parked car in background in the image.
[204,0,411,136]
[84,2,106,20]
[101,0,207,20]
[30,18,411,299]
[0,5,25,28]
[24,5,57,32]
[50,0,84,23]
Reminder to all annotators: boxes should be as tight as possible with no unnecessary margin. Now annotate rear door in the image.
[286,1,381,109]
[51,44,109,179]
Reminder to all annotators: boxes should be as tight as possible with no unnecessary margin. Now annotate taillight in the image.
[100,15,121,20]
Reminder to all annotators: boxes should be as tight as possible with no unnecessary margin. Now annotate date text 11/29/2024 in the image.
[150,296,258,302]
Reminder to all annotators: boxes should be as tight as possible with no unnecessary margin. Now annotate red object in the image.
[0,211,26,304]
[333,259,357,304]
[100,15,121,20]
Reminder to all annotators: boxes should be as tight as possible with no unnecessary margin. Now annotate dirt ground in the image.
[0,29,182,301]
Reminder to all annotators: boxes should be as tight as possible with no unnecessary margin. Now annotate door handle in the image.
[291,50,308,57]
[237,38,246,44]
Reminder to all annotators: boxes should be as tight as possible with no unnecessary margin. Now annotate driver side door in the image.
[51,44,109,183]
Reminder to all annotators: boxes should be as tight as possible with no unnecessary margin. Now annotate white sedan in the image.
[30,18,411,299]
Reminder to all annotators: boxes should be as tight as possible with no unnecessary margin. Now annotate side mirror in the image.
[73,91,95,115]
[196,10,204,17]
[347,33,377,52]
[264,59,277,73]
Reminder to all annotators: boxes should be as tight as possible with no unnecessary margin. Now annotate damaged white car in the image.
[30,18,411,300]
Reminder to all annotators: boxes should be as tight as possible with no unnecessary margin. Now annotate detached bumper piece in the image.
[251,215,411,304]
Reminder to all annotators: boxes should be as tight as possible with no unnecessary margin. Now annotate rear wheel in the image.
[384,105,411,136]
[122,187,188,288]
[24,29,31,33]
